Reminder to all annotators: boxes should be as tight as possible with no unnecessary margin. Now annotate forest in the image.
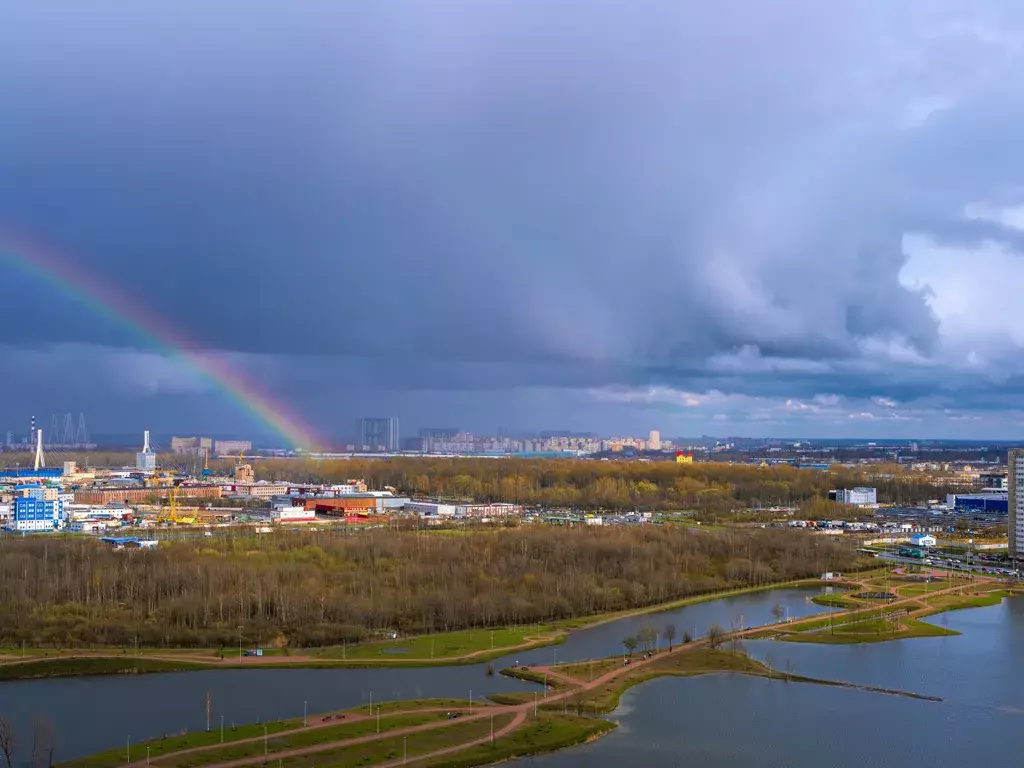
[0,526,859,648]
[252,457,958,514]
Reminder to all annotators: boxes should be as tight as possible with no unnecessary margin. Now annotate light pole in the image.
[403,735,407,764]
[221,715,224,744]
[469,690,472,713]
[264,725,268,761]
[490,714,494,743]
[376,707,380,734]
[147,747,150,766]
[304,701,307,728]
[369,690,373,716]
[126,736,130,765]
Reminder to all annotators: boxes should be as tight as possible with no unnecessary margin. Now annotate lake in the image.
[0,584,850,765]
[514,597,1024,767]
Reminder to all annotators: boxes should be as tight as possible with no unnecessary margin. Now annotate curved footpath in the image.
[105,572,996,768]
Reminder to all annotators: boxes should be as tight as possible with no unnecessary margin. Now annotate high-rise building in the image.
[649,430,662,451]
[1009,450,1024,560]
[215,440,252,457]
[357,418,400,452]
[419,428,460,440]
[171,436,213,455]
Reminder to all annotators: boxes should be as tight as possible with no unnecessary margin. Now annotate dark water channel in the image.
[514,597,1024,767]
[0,585,843,763]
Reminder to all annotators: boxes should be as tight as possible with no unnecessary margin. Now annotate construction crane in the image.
[202,448,211,477]
[158,487,196,526]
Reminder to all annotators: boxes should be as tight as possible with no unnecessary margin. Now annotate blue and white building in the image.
[12,497,64,532]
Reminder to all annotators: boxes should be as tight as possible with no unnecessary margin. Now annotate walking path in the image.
[79,571,1003,768]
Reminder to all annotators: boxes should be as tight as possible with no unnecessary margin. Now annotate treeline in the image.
[0,527,858,648]
[255,458,959,512]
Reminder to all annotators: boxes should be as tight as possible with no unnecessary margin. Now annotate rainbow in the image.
[0,228,323,451]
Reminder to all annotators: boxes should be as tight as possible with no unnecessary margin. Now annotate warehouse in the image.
[945,492,1008,513]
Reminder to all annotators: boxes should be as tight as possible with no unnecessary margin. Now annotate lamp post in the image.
[221,715,224,744]
[304,701,307,728]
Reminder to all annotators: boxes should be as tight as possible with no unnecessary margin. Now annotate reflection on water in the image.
[0,585,854,764]
[515,597,1024,767]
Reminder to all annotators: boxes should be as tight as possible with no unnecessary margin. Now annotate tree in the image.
[707,623,726,650]
[0,716,15,768]
[682,630,693,644]
[663,623,677,652]
[622,636,638,656]
[771,603,785,624]
[205,691,212,732]
[636,626,658,653]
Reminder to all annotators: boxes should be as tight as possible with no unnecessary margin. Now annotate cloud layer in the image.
[4,1,1024,437]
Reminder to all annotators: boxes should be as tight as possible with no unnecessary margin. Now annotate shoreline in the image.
[0,574,853,681]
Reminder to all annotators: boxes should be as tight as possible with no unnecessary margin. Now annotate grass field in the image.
[552,658,623,682]
[782,617,959,644]
[415,713,616,768]
[227,714,515,768]
[564,649,770,714]
[811,594,862,609]
[152,713,451,768]
[316,627,555,661]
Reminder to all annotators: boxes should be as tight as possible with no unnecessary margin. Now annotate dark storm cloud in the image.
[4,1,1024,435]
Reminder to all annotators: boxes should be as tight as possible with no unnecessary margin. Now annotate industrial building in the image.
[74,485,222,504]
[404,501,524,519]
[226,482,290,499]
[946,492,1008,513]
[830,487,877,505]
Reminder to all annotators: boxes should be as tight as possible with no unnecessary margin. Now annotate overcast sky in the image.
[4,1,1024,444]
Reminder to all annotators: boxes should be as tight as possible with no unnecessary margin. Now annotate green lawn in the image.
[416,713,616,768]
[316,627,554,661]
[782,618,958,644]
[811,594,861,609]
[153,714,450,768]
[225,714,514,768]
[553,658,623,681]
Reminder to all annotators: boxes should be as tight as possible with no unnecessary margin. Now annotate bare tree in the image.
[636,626,658,653]
[0,716,15,768]
[663,623,677,652]
[707,623,726,650]
[622,636,638,656]
[205,691,212,732]
[771,603,785,624]
[682,630,693,644]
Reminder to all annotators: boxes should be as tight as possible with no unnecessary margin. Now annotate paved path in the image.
[90,571,1003,768]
